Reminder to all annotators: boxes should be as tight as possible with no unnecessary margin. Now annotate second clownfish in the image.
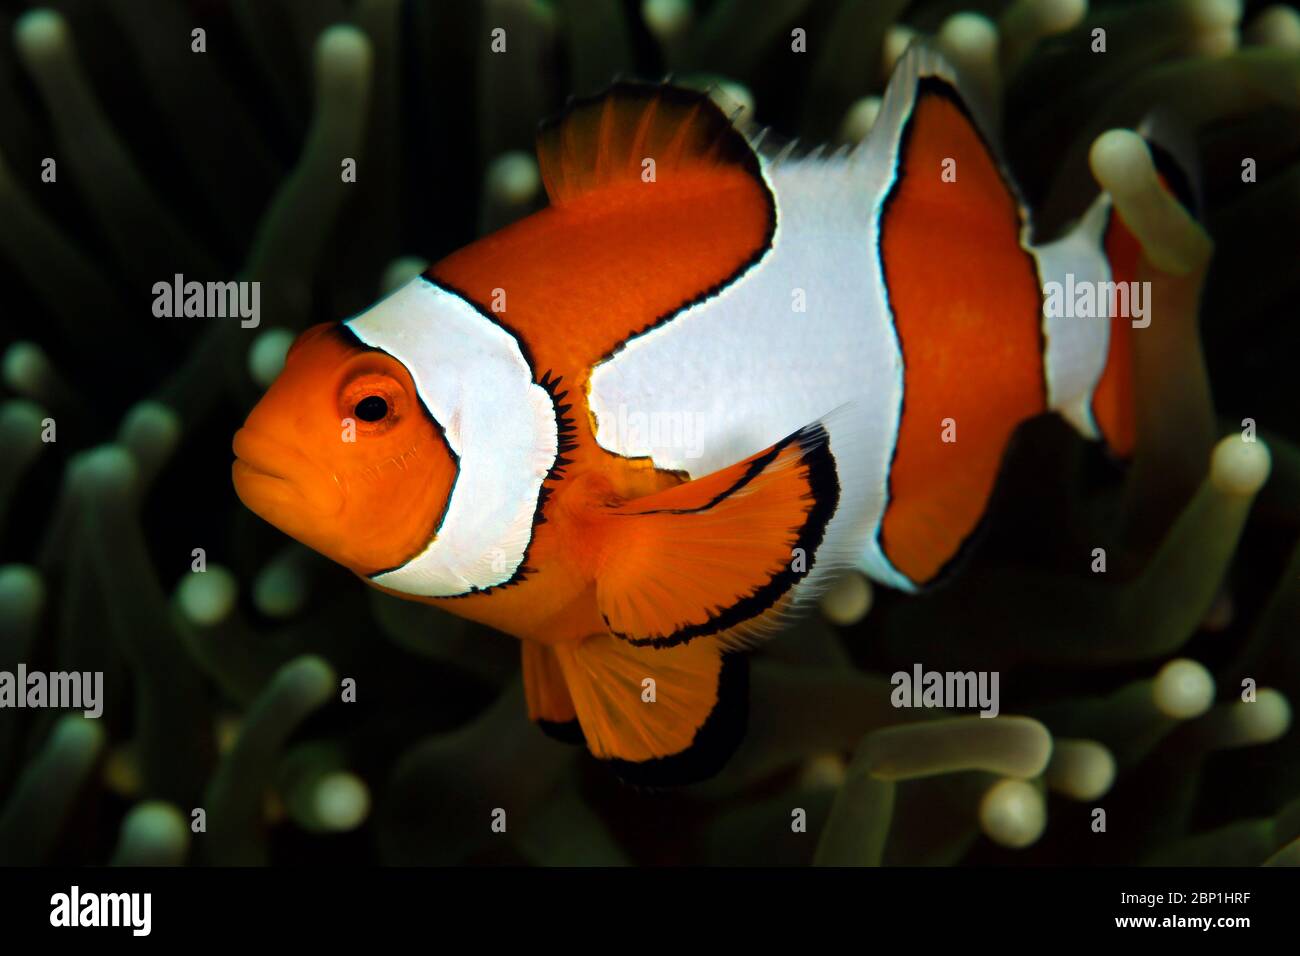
[233,43,1171,784]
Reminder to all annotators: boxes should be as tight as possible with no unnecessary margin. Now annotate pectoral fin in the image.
[535,419,846,783]
[595,420,842,650]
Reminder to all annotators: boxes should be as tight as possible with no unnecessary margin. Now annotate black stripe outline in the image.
[537,718,586,746]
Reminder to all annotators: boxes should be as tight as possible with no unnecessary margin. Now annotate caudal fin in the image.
[1035,121,1202,459]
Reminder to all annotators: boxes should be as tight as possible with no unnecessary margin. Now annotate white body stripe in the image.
[587,150,915,593]
[346,278,557,597]
[1031,194,1113,439]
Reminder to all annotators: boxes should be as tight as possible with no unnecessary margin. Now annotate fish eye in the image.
[354,395,389,422]
[340,371,403,433]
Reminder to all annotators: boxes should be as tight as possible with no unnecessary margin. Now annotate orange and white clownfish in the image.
[233,43,1163,785]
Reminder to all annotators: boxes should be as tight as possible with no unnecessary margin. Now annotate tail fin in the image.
[1035,120,1201,459]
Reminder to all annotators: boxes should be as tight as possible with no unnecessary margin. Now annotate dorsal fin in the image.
[535,82,767,208]
[430,82,777,375]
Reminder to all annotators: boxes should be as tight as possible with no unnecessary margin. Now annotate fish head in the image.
[232,322,457,576]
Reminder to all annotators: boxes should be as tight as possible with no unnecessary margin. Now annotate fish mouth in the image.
[231,457,288,487]
[231,428,342,516]
[231,455,287,482]
[232,428,291,484]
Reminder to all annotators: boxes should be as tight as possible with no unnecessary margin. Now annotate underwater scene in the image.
[0,0,1299,891]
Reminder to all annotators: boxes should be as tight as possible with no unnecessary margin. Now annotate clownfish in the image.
[233,44,1162,785]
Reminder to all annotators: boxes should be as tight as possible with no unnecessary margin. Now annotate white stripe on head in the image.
[345,277,557,597]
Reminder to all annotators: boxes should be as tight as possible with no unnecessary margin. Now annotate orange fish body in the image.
[234,45,1147,783]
